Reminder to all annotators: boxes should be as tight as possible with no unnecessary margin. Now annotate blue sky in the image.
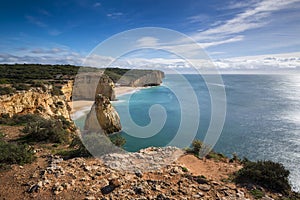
[1,0,300,72]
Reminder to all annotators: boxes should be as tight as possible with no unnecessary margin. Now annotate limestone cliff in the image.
[84,94,121,134]
[95,75,116,100]
[72,73,115,101]
[129,70,165,87]
[0,86,70,120]
[60,80,73,102]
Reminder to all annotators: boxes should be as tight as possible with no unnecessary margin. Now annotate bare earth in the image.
[0,126,282,200]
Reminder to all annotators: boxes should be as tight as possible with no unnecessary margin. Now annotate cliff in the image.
[115,70,165,87]
[129,70,165,87]
[60,80,73,102]
[72,73,116,101]
[84,94,121,134]
[0,86,70,120]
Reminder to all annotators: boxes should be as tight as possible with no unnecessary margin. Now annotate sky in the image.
[1,0,300,73]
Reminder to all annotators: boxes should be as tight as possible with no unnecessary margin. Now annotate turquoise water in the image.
[75,74,300,191]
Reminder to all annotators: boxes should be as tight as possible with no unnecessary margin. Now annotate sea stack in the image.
[84,94,121,134]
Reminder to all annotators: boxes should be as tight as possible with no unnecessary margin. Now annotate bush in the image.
[0,133,35,169]
[0,86,15,95]
[51,85,63,96]
[109,134,126,147]
[60,132,126,159]
[250,189,264,199]
[234,160,291,194]
[13,83,30,91]
[192,139,203,154]
[206,151,227,161]
[0,114,44,126]
[31,81,47,91]
[22,117,70,144]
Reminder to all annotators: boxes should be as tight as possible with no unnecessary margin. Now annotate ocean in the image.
[75,74,300,192]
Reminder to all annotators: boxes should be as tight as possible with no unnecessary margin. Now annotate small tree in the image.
[192,139,203,154]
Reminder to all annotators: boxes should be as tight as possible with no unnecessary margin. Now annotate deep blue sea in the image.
[75,74,300,192]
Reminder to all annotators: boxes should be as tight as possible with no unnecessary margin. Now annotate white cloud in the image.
[194,0,300,40]
[200,35,244,48]
[136,37,159,47]
[213,52,300,72]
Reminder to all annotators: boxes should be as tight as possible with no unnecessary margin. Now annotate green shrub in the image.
[13,83,30,91]
[234,160,291,194]
[31,81,47,91]
[109,134,126,147]
[0,114,44,126]
[66,135,92,158]
[60,132,125,159]
[0,86,15,95]
[22,117,70,144]
[51,85,63,96]
[191,139,203,154]
[250,189,264,199]
[0,78,9,84]
[206,151,227,161]
[0,133,35,169]
[181,167,188,172]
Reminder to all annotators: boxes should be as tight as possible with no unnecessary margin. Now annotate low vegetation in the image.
[188,139,299,197]
[0,132,35,170]
[58,132,127,159]
[234,160,291,194]
[109,134,126,147]
[22,116,72,144]
[0,86,15,95]
[0,64,80,84]
[0,113,46,126]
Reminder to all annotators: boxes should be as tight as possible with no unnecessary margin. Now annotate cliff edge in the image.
[0,86,70,120]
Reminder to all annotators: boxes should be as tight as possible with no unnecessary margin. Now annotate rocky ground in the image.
[0,126,288,200]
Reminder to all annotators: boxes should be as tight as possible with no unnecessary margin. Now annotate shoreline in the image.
[69,86,144,119]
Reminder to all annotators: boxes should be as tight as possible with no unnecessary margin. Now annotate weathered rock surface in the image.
[117,70,165,87]
[95,74,116,101]
[101,146,184,171]
[60,80,73,102]
[130,70,164,87]
[20,147,267,200]
[84,94,121,134]
[72,73,116,101]
[0,86,70,119]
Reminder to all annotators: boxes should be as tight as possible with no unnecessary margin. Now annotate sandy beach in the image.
[69,86,143,115]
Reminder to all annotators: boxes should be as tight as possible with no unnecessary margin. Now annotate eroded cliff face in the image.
[60,80,73,102]
[129,70,165,87]
[72,73,115,101]
[84,94,121,134]
[0,86,70,119]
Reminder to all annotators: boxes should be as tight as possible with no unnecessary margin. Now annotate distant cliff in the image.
[72,73,116,101]
[129,70,165,87]
[111,69,165,87]
[84,94,121,134]
[0,86,70,120]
